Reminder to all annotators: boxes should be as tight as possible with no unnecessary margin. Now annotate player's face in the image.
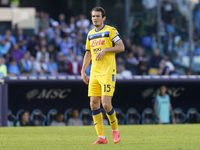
[91,11,106,27]
[160,86,167,96]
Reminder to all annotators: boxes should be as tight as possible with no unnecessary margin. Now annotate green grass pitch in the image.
[0,125,199,150]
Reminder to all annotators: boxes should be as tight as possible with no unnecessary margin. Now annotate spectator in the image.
[34,58,50,75]
[69,16,76,32]
[15,29,26,42]
[146,19,157,36]
[76,14,90,35]
[137,55,148,75]
[50,112,66,126]
[8,59,20,75]
[153,85,176,124]
[18,39,28,53]
[57,53,69,74]
[15,110,34,126]
[39,11,50,30]
[0,57,7,78]
[47,44,57,59]
[27,35,39,53]
[58,13,66,27]
[47,57,58,75]
[19,51,33,75]
[3,30,16,45]
[148,49,162,75]
[60,36,72,56]
[36,46,49,63]
[67,109,83,126]
[126,52,139,75]
[176,0,190,20]
[11,44,24,63]
[68,55,81,75]
[0,39,11,57]
[142,0,157,23]
[194,1,200,37]
[66,48,74,62]
[116,57,126,73]
[46,21,61,41]
[162,1,175,23]
[158,58,170,75]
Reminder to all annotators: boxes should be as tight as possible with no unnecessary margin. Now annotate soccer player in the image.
[81,7,125,144]
[153,85,176,124]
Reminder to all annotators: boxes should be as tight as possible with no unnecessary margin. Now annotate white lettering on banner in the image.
[26,89,72,100]
[142,87,185,99]
[26,89,39,100]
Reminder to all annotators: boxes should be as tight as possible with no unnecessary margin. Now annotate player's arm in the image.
[96,40,124,61]
[170,103,176,124]
[81,51,92,85]
[153,98,162,124]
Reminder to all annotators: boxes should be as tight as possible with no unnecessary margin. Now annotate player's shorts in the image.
[88,74,116,97]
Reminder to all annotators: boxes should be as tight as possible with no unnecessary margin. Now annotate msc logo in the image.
[93,47,101,54]
[91,39,105,47]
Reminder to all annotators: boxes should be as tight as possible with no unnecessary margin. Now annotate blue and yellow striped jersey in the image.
[86,24,121,76]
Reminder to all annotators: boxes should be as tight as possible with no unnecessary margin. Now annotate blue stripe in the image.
[112,74,114,81]
[92,109,101,116]
[107,108,114,115]
[95,24,105,32]
[88,31,109,39]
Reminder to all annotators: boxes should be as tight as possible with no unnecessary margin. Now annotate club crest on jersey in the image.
[91,39,105,47]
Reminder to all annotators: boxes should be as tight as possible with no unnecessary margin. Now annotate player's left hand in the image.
[95,49,106,61]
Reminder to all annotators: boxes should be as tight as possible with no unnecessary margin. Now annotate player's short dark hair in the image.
[90,7,106,18]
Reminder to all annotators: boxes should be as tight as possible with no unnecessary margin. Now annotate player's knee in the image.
[90,101,99,110]
[102,103,111,112]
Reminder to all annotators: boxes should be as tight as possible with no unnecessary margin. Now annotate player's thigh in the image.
[88,76,101,97]
[99,74,116,97]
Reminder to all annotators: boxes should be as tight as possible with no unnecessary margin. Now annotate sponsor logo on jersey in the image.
[91,39,105,47]
[93,47,101,54]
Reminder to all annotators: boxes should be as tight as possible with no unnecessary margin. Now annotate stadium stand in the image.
[142,108,155,124]
[173,108,187,124]
[30,109,46,126]
[47,109,58,125]
[64,108,73,123]
[7,110,15,126]
[186,108,200,123]
[125,108,141,125]
[79,108,92,125]
[115,108,126,125]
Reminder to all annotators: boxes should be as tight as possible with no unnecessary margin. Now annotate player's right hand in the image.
[158,119,162,124]
[81,71,88,85]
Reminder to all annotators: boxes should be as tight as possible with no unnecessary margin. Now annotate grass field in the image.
[0,125,199,150]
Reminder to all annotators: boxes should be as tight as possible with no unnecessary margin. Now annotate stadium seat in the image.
[7,110,16,126]
[30,109,46,126]
[47,109,58,125]
[64,108,73,123]
[15,109,25,123]
[142,108,155,124]
[115,108,126,125]
[79,108,92,125]
[125,108,141,124]
[186,108,200,123]
[173,108,186,124]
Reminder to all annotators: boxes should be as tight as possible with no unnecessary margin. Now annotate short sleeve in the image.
[85,35,90,51]
[153,97,158,105]
[109,27,121,43]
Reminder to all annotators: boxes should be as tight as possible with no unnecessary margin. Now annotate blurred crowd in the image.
[119,0,200,76]
[1,0,200,77]
[0,12,91,77]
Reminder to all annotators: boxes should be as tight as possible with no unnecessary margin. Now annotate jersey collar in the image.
[95,24,105,32]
